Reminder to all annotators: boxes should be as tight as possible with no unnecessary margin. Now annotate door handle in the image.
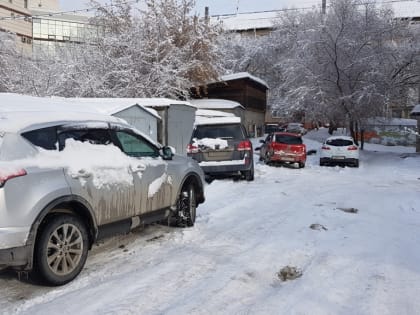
[71,169,92,179]
[130,164,146,173]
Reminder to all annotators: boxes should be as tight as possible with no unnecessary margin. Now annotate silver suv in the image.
[0,111,205,285]
[187,121,254,182]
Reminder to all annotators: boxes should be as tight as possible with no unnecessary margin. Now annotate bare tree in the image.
[219,0,420,148]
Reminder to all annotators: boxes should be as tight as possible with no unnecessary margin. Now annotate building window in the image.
[24,0,28,8]
[9,0,12,3]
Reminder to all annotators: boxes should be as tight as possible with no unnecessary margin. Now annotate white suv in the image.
[320,136,359,167]
[0,110,205,285]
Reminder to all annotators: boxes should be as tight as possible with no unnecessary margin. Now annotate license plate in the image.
[208,151,228,157]
[282,157,295,161]
[332,156,345,160]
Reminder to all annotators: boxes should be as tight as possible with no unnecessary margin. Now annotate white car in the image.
[320,136,359,167]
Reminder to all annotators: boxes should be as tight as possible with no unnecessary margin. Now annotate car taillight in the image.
[238,140,252,151]
[321,145,330,150]
[186,144,199,154]
[0,169,27,188]
[347,146,358,151]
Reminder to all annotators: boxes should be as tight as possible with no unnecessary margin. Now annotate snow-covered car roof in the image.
[195,116,241,126]
[0,110,126,133]
[196,109,235,118]
[325,135,355,141]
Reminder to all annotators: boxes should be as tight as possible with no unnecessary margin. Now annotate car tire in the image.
[33,213,89,286]
[319,160,325,166]
[176,184,196,227]
[299,162,305,168]
[243,165,254,181]
[354,160,359,168]
[264,153,272,165]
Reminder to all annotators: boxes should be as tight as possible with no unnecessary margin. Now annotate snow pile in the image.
[2,140,139,188]
[194,137,229,149]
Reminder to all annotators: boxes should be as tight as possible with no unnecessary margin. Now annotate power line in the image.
[211,0,419,17]
[0,0,418,22]
[0,0,142,21]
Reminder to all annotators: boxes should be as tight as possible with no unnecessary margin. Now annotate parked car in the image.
[259,132,306,168]
[320,136,359,167]
[187,117,254,181]
[286,123,307,135]
[264,123,280,134]
[0,111,205,285]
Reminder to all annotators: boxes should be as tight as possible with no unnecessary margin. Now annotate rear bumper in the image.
[0,245,31,269]
[199,159,253,176]
[320,157,358,165]
[0,227,31,268]
[269,154,306,163]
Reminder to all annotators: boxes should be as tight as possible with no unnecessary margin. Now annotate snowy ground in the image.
[1,128,420,315]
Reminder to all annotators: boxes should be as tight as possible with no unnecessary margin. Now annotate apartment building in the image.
[1,0,97,56]
[0,0,33,54]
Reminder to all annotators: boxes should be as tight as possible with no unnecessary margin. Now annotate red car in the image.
[259,132,306,168]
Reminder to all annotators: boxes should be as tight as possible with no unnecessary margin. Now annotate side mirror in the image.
[307,149,317,155]
[259,140,265,144]
[161,146,174,160]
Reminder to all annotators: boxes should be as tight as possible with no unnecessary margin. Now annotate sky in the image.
[59,0,322,16]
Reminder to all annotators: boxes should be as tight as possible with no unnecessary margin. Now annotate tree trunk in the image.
[349,120,359,146]
[328,121,336,135]
[360,129,364,150]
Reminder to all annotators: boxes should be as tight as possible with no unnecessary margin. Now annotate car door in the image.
[58,124,136,226]
[260,134,272,158]
[111,127,173,215]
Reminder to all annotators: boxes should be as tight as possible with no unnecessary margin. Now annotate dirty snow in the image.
[1,128,420,315]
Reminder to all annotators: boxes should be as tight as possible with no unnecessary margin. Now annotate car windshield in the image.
[275,134,302,145]
[326,139,354,146]
[193,124,244,140]
[265,125,278,133]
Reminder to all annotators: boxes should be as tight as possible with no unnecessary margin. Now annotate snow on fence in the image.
[361,117,418,146]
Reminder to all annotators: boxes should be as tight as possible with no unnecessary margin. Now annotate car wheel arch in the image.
[177,172,204,205]
[25,196,98,270]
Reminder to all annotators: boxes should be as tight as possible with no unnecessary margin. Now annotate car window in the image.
[22,126,58,150]
[326,139,354,146]
[58,128,112,150]
[275,134,302,145]
[193,124,245,140]
[114,131,158,157]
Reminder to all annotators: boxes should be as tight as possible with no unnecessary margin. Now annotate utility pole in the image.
[322,0,326,14]
[205,6,209,23]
